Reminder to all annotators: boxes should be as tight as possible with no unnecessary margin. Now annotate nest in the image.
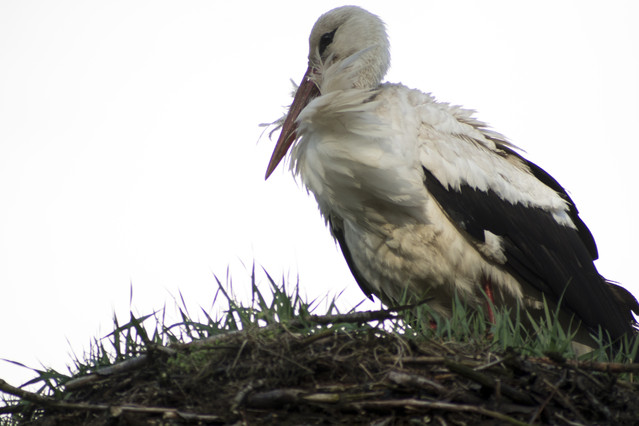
[8,316,639,426]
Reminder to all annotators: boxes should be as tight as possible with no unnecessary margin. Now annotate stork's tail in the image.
[604,280,639,362]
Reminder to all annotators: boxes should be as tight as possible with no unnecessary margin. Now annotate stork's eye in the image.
[319,28,337,57]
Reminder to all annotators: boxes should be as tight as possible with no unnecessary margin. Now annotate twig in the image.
[554,411,587,426]
[295,329,337,348]
[575,375,612,421]
[541,377,588,425]
[243,387,528,426]
[301,303,413,325]
[64,354,149,390]
[245,388,305,409]
[0,404,24,415]
[443,359,535,405]
[386,370,446,394]
[531,357,639,373]
[385,355,447,365]
[348,398,529,426]
[529,374,564,424]
[474,355,507,371]
[231,379,265,412]
[0,379,57,408]
[230,339,249,370]
[0,378,221,421]
[65,345,176,390]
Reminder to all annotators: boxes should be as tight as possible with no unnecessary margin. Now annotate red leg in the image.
[429,319,437,330]
[482,276,496,324]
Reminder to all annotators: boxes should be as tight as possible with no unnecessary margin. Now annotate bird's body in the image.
[292,84,525,314]
[266,6,638,348]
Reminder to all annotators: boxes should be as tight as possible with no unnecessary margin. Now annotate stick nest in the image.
[10,321,639,425]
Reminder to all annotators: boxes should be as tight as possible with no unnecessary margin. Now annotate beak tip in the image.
[264,158,279,180]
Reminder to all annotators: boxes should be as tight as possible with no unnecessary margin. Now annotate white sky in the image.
[1,1,637,387]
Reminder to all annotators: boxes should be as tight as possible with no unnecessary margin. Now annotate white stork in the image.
[265,6,638,350]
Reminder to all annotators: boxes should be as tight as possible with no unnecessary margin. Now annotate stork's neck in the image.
[353,46,389,90]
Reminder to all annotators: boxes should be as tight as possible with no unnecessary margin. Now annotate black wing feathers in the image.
[328,216,376,300]
[422,165,633,340]
[499,146,599,260]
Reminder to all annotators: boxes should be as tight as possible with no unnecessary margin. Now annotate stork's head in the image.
[309,6,390,92]
[265,6,390,179]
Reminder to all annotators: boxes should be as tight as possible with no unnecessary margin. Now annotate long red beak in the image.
[265,67,321,179]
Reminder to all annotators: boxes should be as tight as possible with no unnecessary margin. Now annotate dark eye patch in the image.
[319,28,338,57]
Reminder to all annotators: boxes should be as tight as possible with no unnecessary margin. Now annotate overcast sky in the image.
[1,1,637,387]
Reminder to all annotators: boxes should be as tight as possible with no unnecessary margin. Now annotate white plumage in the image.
[265,6,638,348]
[290,84,518,309]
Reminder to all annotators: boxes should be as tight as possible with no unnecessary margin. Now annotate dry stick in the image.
[242,387,527,426]
[0,405,24,415]
[553,412,588,426]
[65,354,150,390]
[529,374,564,425]
[246,388,305,409]
[0,379,57,408]
[294,328,337,348]
[231,379,266,413]
[540,378,588,425]
[529,384,556,424]
[243,388,383,408]
[386,370,447,394]
[65,344,176,390]
[305,298,432,323]
[443,359,535,406]
[0,379,221,422]
[348,398,529,426]
[388,355,469,366]
[474,355,508,371]
[531,357,639,373]
[574,375,612,421]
